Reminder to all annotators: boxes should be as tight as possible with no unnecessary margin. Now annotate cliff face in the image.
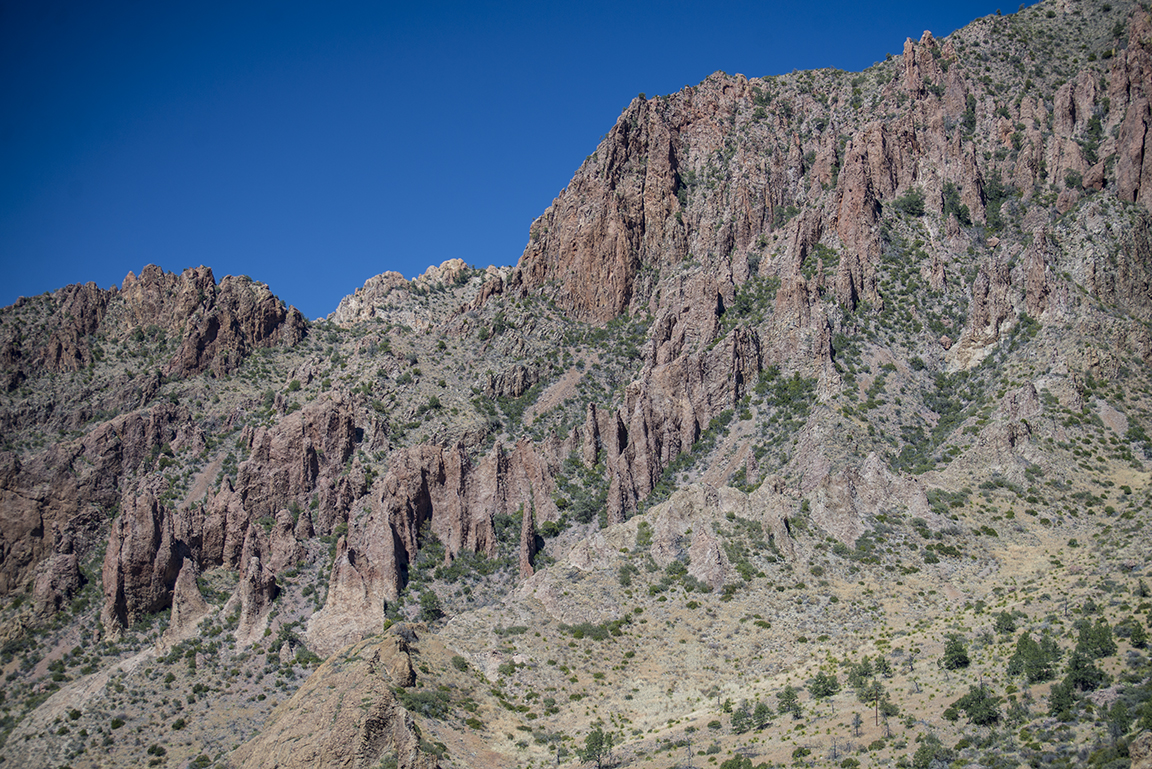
[0,401,200,600]
[3,5,1152,767]
[11,5,1152,647]
[520,15,1152,326]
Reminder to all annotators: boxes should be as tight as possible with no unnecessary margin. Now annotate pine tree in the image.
[753,700,774,729]
[776,685,801,720]
[809,671,840,699]
[1075,619,1117,659]
[1007,631,1055,683]
[951,683,1001,726]
[579,727,611,769]
[942,634,970,670]
[731,701,752,734]
[1064,651,1107,692]
[1130,620,1147,649]
[1107,700,1131,741]
[1047,681,1075,721]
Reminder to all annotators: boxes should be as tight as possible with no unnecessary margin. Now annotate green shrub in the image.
[891,188,926,216]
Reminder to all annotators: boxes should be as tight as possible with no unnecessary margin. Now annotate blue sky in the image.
[1,1,1006,319]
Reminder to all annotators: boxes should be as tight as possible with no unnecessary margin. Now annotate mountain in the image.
[2,1,1152,768]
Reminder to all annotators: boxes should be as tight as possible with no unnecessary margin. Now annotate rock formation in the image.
[231,632,438,769]
[160,557,210,647]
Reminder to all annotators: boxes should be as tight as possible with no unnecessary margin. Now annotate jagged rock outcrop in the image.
[30,526,83,619]
[1132,731,1152,769]
[97,399,353,635]
[100,492,183,632]
[36,282,110,373]
[308,437,564,653]
[307,535,391,657]
[808,454,935,546]
[5,265,304,390]
[604,326,762,521]
[330,259,508,329]
[233,526,279,645]
[235,395,359,529]
[119,265,306,378]
[160,557,210,647]
[268,509,304,573]
[1112,12,1152,208]
[231,633,439,769]
[0,400,199,598]
[483,365,540,400]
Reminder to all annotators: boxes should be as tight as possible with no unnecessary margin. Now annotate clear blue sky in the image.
[1,0,1006,319]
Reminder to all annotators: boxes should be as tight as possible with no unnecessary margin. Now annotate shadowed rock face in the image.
[0,401,200,598]
[101,492,183,631]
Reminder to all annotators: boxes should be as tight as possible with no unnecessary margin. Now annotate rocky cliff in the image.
[2,2,1152,768]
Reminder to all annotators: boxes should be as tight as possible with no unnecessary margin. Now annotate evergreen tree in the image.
[730,701,752,734]
[1107,700,1131,742]
[1047,681,1075,721]
[911,733,953,769]
[1130,620,1148,649]
[1075,618,1117,659]
[752,700,774,729]
[951,683,1001,726]
[419,590,443,622]
[847,655,873,690]
[942,634,970,670]
[1064,651,1107,692]
[579,727,612,769]
[776,685,801,720]
[1007,631,1055,683]
[809,671,840,699]
[994,611,1016,635]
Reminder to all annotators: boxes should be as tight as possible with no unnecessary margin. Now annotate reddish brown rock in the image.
[0,400,198,600]
[118,265,306,379]
[234,527,279,645]
[235,396,358,526]
[31,546,82,619]
[1110,10,1152,209]
[231,635,440,769]
[100,492,182,633]
[161,557,210,647]
[518,501,537,579]
[483,365,540,400]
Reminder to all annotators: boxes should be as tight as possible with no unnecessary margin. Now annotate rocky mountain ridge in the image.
[1,1,1152,768]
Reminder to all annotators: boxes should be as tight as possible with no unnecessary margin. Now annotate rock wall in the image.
[0,401,199,598]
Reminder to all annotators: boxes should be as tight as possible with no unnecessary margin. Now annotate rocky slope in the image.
[1,1,1152,768]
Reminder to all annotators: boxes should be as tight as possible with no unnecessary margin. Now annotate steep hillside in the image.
[1,1,1152,768]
